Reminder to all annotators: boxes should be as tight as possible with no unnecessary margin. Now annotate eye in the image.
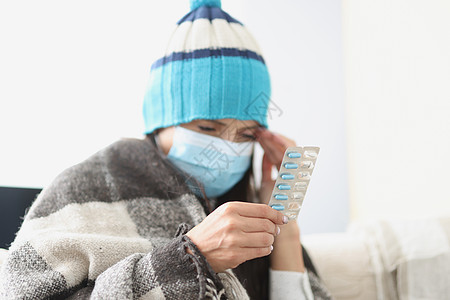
[198,125,216,132]
[240,133,256,141]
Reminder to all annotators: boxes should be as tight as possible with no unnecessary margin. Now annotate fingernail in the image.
[283,216,289,224]
[276,226,281,235]
[270,245,273,251]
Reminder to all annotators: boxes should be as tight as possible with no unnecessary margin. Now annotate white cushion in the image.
[302,233,377,300]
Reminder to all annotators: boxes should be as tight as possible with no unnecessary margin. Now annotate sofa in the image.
[1,185,449,299]
[0,232,378,299]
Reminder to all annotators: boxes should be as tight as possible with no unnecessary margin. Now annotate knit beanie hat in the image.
[142,0,271,134]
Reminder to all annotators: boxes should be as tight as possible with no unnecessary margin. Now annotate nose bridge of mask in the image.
[219,127,238,143]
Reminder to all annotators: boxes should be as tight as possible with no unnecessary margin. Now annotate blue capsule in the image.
[280,173,295,180]
[287,152,302,158]
[271,204,285,211]
[284,163,298,169]
[274,194,289,200]
[277,184,291,190]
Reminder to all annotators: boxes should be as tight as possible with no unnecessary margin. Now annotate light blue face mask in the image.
[166,126,254,198]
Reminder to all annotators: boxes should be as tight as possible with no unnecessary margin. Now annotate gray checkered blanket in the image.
[0,138,330,299]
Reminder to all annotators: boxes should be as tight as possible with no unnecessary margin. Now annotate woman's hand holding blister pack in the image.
[186,128,305,273]
[186,202,287,273]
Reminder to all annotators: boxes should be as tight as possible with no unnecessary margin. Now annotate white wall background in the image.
[343,0,450,220]
[237,0,348,234]
[0,0,348,234]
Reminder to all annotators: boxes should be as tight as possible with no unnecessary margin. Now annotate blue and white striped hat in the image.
[143,0,271,134]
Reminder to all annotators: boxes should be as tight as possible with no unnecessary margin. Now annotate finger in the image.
[257,131,286,152]
[259,142,282,167]
[257,129,287,148]
[239,232,274,248]
[241,246,272,262]
[240,217,279,235]
[272,132,295,148]
[257,134,286,166]
[228,202,286,225]
[256,128,295,147]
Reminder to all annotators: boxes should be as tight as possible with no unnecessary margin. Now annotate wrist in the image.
[271,237,305,272]
[271,221,304,272]
[275,221,300,243]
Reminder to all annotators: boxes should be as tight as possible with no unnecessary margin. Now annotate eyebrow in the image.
[204,119,227,126]
[203,119,261,131]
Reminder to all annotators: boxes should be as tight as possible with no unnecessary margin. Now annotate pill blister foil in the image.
[267,146,320,220]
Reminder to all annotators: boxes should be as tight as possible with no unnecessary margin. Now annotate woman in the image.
[0,1,332,299]
[154,120,331,299]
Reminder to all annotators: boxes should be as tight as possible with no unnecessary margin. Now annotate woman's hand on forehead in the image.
[256,128,296,170]
[256,128,296,205]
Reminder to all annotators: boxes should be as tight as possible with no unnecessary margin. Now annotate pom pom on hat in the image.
[190,0,221,11]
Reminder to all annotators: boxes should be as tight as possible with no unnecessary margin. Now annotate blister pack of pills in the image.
[268,146,320,220]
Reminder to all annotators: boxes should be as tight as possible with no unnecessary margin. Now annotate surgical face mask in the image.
[166,126,254,198]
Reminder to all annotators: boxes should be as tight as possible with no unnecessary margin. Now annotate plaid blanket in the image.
[0,138,330,299]
[351,218,450,300]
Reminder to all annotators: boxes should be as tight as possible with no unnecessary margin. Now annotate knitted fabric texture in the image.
[142,0,272,134]
[0,138,332,299]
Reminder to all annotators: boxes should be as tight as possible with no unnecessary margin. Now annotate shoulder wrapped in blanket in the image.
[0,138,332,299]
